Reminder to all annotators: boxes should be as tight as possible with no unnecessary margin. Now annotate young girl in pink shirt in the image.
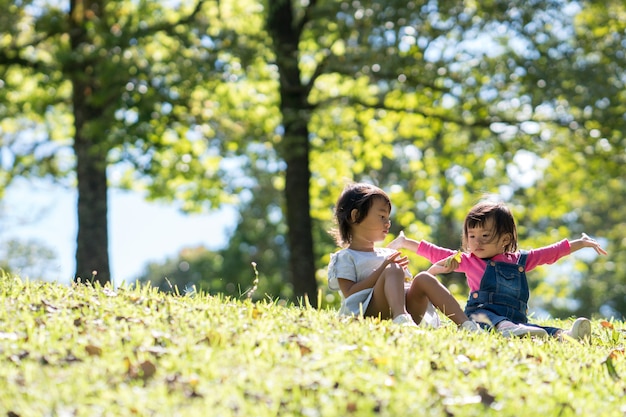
[388,201,607,339]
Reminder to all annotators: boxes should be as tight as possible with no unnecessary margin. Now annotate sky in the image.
[1,178,237,286]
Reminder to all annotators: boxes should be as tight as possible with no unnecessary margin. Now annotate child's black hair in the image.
[463,201,518,253]
[332,183,391,247]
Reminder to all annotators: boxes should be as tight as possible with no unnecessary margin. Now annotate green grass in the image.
[1,273,624,417]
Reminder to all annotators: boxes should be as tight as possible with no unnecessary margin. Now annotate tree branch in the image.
[135,0,208,38]
[297,0,318,35]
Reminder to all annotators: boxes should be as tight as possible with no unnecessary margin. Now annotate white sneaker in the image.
[460,320,482,332]
[392,313,418,327]
[562,317,591,340]
[497,321,548,338]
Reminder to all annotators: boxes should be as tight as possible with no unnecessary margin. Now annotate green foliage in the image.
[2,0,625,313]
[138,144,293,300]
[137,240,289,301]
[136,245,224,294]
[1,273,625,416]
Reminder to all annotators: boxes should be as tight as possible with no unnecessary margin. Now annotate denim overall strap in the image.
[518,251,528,268]
[465,250,530,324]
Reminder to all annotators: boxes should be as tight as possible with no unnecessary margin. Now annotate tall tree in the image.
[265,0,318,304]
[1,0,229,284]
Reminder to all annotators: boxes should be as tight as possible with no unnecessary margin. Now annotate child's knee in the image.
[382,263,406,284]
[413,271,436,284]
[408,272,439,293]
[387,263,405,276]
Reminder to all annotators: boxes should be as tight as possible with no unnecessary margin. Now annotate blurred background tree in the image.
[0,238,57,280]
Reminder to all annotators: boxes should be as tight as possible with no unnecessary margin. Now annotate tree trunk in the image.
[73,133,111,286]
[267,0,318,306]
[69,0,111,286]
[282,114,317,306]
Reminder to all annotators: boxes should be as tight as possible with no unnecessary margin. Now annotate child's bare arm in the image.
[387,231,420,252]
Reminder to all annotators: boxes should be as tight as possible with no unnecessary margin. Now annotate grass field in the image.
[0,273,624,417]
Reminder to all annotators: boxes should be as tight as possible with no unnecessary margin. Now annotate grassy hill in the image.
[0,272,624,416]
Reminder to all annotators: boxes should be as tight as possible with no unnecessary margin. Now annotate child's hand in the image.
[428,253,460,275]
[386,230,407,250]
[427,264,447,275]
[581,233,608,255]
[386,250,410,269]
[428,262,453,276]
[444,251,462,268]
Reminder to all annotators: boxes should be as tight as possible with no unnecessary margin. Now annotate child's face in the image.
[349,197,391,248]
[466,218,511,258]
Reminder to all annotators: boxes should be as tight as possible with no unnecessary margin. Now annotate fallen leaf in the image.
[297,341,312,356]
[62,352,81,363]
[85,344,102,356]
[372,356,389,366]
[188,374,200,388]
[124,357,133,374]
[128,294,144,303]
[142,346,168,356]
[41,299,59,313]
[251,306,262,319]
[476,386,496,406]
[102,288,118,297]
[9,351,29,364]
[608,348,625,360]
[601,321,614,329]
[139,360,157,379]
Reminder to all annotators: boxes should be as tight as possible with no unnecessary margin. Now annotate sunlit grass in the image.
[0,272,624,417]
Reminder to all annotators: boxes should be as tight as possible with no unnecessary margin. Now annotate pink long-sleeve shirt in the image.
[417,239,572,292]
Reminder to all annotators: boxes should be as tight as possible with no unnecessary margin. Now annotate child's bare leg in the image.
[407,271,469,325]
[365,263,408,319]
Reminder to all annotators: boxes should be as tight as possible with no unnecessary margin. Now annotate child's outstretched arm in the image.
[387,231,420,252]
[570,233,608,256]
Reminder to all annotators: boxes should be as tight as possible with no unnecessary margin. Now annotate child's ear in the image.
[350,209,359,223]
[501,233,512,247]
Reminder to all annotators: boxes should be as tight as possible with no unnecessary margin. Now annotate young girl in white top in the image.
[327,182,480,330]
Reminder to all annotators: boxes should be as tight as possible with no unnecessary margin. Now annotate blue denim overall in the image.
[464,251,560,336]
